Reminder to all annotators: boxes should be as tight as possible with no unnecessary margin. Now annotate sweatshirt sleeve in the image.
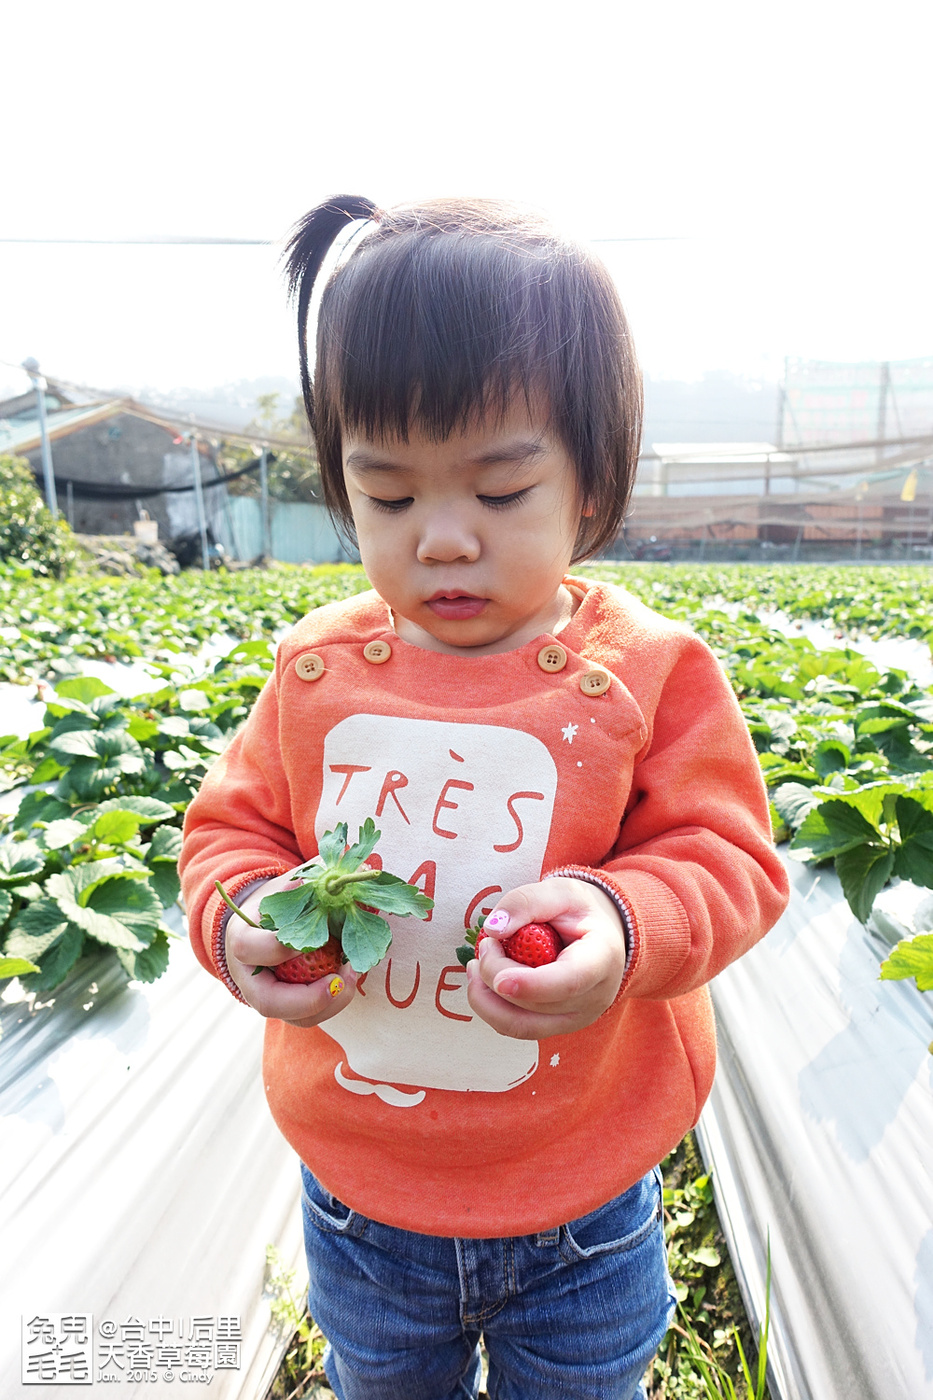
[553,632,788,1001]
[178,661,301,983]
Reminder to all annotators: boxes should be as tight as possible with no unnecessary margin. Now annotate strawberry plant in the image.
[786,784,933,919]
[217,818,434,977]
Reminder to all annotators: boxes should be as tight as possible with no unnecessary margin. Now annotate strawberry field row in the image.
[2,561,932,1004]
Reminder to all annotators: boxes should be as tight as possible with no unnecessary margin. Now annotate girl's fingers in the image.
[465,961,594,1040]
[476,930,616,1007]
[226,916,308,969]
[229,958,357,1026]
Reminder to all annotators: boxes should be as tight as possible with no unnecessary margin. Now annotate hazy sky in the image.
[2,0,931,400]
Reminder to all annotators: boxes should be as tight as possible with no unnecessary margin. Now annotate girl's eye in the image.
[368,496,413,514]
[478,487,533,510]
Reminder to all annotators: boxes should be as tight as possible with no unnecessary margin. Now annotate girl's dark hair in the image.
[284,194,642,559]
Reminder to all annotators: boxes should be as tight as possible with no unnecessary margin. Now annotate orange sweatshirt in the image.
[180,577,788,1237]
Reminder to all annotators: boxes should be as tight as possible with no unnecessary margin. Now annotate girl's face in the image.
[342,400,584,655]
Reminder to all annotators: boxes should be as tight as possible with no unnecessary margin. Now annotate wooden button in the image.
[579,668,611,696]
[537,643,568,673]
[294,653,325,682]
[363,639,392,664]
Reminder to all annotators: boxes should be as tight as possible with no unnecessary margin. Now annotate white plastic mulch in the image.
[0,910,305,1399]
[698,853,933,1400]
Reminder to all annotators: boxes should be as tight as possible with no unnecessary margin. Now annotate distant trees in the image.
[220,395,323,503]
[0,454,77,576]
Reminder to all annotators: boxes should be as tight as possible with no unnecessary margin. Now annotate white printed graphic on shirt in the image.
[317,714,558,1097]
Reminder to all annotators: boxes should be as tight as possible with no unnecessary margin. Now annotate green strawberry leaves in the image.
[880,933,933,992]
[340,903,393,974]
[217,819,433,976]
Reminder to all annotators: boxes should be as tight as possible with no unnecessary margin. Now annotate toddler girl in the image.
[180,194,788,1400]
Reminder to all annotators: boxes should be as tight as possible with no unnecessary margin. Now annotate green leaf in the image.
[16,923,86,992]
[271,901,331,952]
[7,897,70,945]
[890,796,933,887]
[259,883,315,927]
[149,862,181,908]
[42,817,88,849]
[14,790,71,830]
[49,710,96,737]
[339,902,393,974]
[316,823,348,866]
[879,933,933,991]
[769,802,789,845]
[835,844,895,923]
[93,795,176,824]
[158,715,191,738]
[0,840,46,885]
[773,782,822,831]
[178,688,211,712]
[344,818,380,867]
[54,676,116,703]
[220,638,273,664]
[30,756,65,783]
[812,739,851,778]
[86,876,162,932]
[116,927,171,982]
[147,824,182,861]
[45,867,151,950]
[126,715,160,743]
[0,888,12,924]
[687,1246,721,1268]
[791,800,880,861]
[363,870,434,918]
[0,955,40,978]
[49,728,100,760]
[91,810,141,845]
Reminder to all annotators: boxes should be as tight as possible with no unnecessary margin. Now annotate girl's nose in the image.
[416,508,481,564]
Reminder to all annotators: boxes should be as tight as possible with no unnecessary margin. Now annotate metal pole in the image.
[22,358,57,516]
[189,433,210,570]
[876,361,889,466]
[260,448,271,558]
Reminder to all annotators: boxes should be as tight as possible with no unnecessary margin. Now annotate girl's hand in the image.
[465,877,627,1040]
[224,872,357,1028]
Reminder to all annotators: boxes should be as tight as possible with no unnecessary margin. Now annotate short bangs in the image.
[290,198,642,559]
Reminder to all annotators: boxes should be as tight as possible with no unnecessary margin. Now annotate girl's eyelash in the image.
[367,488,533,514]
[368,496,413,514]
[479,488,533,510]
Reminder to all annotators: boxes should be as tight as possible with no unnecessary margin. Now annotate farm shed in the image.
[0,381,232,545]
[625,444,933,557]
[0,381,357,565]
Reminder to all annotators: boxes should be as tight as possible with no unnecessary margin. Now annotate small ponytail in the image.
[284,195,379,431]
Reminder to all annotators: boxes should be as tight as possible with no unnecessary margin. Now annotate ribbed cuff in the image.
[209,866,291,1003]
[544,865,639,993]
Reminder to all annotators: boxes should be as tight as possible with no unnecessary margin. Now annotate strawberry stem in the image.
[214,879,262,928]
[323,868,381,895]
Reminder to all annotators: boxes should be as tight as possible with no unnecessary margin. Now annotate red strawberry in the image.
[272,936,343,984]
[502,922,563,967]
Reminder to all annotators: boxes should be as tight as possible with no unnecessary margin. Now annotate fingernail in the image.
[329,977,345,998]
[477,936,492,961]
[485,910,509,932]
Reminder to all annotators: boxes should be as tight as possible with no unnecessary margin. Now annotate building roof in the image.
[0,400,124,455]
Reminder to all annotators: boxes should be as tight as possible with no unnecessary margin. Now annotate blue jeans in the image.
[300,1162,675,1400]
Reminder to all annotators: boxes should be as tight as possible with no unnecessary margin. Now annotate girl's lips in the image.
[426,594,487,620]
